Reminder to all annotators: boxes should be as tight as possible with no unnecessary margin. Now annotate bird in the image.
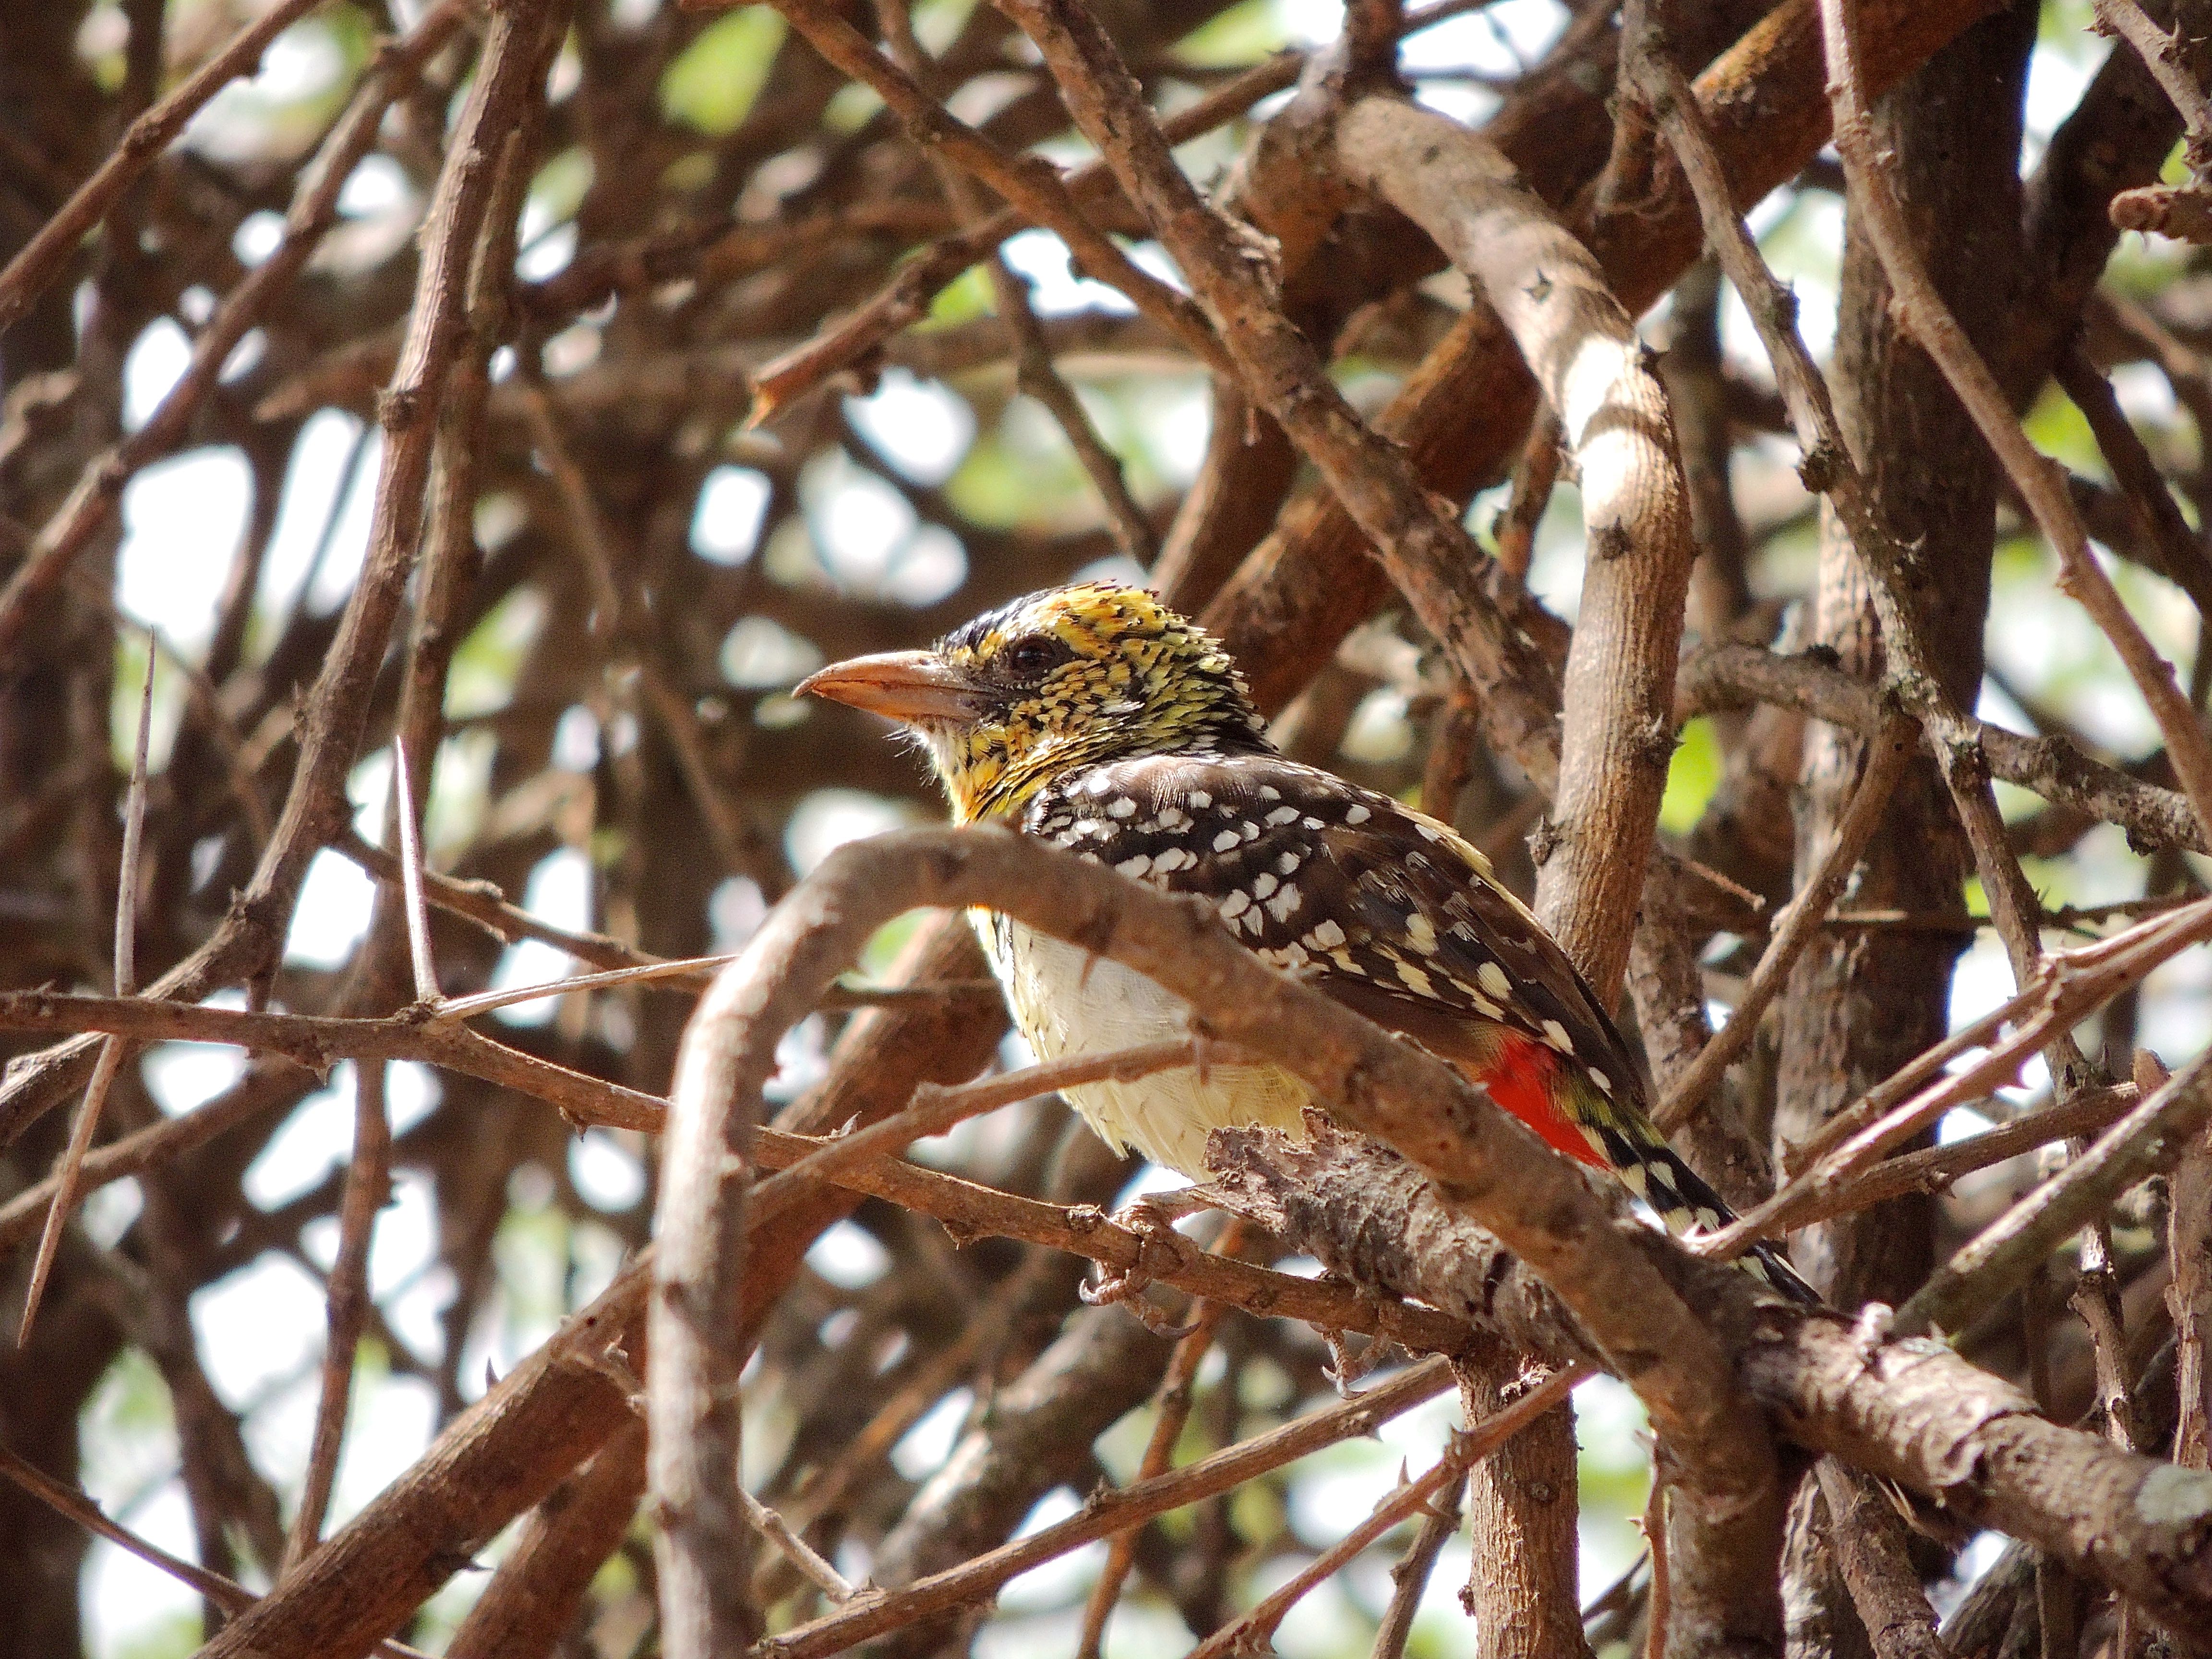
[797,580,1813,1301]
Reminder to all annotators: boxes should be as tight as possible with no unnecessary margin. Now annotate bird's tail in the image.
[1572,1081,1821,1306]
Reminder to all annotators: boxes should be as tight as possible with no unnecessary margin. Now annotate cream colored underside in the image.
[976,912,1311,1179]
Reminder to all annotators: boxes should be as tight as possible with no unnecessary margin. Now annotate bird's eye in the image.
[1003,635,1065,677]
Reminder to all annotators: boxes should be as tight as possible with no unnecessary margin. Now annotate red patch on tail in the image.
[1476,1033,1604,1167]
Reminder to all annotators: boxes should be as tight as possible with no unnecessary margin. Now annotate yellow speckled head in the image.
[797,583,1267,821]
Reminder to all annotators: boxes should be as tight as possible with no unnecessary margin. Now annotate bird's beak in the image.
[795,650,983,726]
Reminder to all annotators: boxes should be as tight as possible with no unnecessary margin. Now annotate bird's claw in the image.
[1079,1190,1209,1337]
[1851,1301,1894,1364]
[1079,1275,1200,1340]
[1319,1326,1384,1395]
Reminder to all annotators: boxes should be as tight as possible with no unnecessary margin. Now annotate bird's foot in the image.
[1317,1325,1387,1394]
[1850,1301,1894,1364]
[1076,1188,1214,1337]
[1307,1269,1392,1394]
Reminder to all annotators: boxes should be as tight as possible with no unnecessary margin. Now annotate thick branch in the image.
[648,823,1772,1643]
[1204,1119,2212,1625]
[1679,642,2209,857]
[1333,94,1698,1001]
[991,0,1567,803]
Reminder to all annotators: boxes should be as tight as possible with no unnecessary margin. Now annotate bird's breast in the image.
[974,911,1310,1180]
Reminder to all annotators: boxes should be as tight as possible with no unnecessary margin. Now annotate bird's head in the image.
[796,582,1267,822]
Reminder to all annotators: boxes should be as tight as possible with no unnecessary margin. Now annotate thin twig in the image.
[353,835,959,1011]
[1186,1365,1587,1659]
[1640,34,2097,1104]
[114,632,153,999]
[16,1040,127,1347]
[0,1443,431,1659]
[636,661,781,892]
[515,382,625,638]
[18,634,156,1344]
[748,1035,1229,1227]
[1677,641,2209,858]
[1703,898,2212,1256]
[0,0,332,336]
[746,49,1303,417]
[757,1360,1460,1659]
[758,0,1230,381]
[2054,344,2212,619]
[864,0,1164,582]
[1490,410,1562,583]
[1761,1082,2139,1234]
[2071,1218,2138,1452]
[1823,0,2212,845]
[2091,0,2212,173]
[1643,1464,1670,1659]
[2157,1047,2212,1469]
[1367,1466,1466,1659]
[1898,1045,2212,1336]
[867,0,1150,571]
[432,953,742,1022]
[997,262,1160,566]
[1076,1238,1241,1659]
[0,0,475,658]
[737,1486,855,1605]
[391,738,441,1007]
[282,1059,394,1571]
[337,827,693,971]
[0,1062,313,1256]
[67,574,276,854]
[1654,714,1914,1131]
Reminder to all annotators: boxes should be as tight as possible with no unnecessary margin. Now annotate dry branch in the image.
[0,1444,429,1659]
[757,0,1231,382]
[1899,1047,2212,1338]
[0,0,332,337]
[1653,716,1915,1132]
[1206,0,2004,718]
[992,0,1568,803]
[11,0,2212,1650]
[1331,93,1699,999]
[757,1359,1458,1659]
[280,1060,392,1571]
[1823,0,2212,843]
[1202,1116,2212,1623]
[0,0,473,659]
[0,0,522,1148]
[1679,643,2210,858]
[649,818,1777,1649]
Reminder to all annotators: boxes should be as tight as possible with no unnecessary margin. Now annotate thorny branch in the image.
[6,0,2212,1654]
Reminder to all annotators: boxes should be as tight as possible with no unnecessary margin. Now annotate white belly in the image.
[976,913,1311,1179]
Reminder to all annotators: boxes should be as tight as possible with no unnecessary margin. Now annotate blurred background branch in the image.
[2,0,2212,1655]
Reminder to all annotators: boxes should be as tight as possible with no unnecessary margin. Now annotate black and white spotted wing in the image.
[1019,750,1645,1116]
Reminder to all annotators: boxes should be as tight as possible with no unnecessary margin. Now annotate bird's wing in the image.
[1025,750,1823,1303]
[1022,750,1647,1133]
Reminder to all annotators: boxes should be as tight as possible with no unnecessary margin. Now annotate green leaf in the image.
[445,587,547,719]
[1659,717,1722,836]
[1175,0,1289,66]
[2023,381,2104,481]
[661,8,786,137]
[923,264,996,328]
